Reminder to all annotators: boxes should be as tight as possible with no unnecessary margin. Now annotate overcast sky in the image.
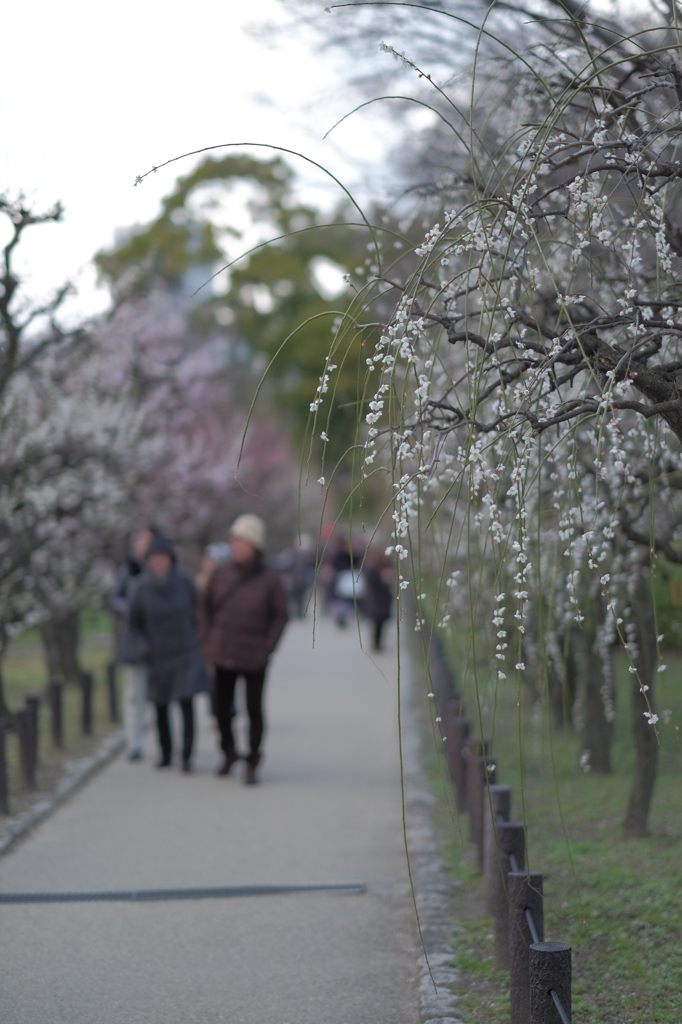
[1,0,396,317]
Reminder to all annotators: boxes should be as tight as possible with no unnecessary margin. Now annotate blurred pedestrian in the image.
[109,526,155,761]
[195,541,232,720]
[362,552,393,652]
[199,514,289,784]
[129,534,210,772]
[329,537,365,628]
[282,533,315,618]
[196,542,231,592]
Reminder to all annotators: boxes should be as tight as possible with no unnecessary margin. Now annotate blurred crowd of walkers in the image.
[111,515,288,784]
[110,519,393,783]
[322,539,393,649]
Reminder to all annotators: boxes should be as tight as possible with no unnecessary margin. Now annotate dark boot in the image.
[180,699,194,767]
[155,704,172,767]
[216,750,239,776]
[244,751,261,785]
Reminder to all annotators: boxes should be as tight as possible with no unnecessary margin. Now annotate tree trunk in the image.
[0,661,11,722]
[548,628,577,731]
[0,624,12,721]
[40,609,85,686]
[579,617,613,773]
[623,572,658,838]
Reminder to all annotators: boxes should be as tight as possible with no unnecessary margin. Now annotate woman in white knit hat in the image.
[199,514,289,784]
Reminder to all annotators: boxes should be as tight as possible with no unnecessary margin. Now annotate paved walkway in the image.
[0,618,421,1024]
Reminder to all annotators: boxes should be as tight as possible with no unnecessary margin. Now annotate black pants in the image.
[156,699,194,762]
[214,667,266,766]
[372,617,389,651]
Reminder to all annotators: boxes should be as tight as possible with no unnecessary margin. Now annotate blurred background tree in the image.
[96,154,376,466]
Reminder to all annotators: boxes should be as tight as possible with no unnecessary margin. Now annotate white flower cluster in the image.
[310,362,338,413]
[334,43,682,744]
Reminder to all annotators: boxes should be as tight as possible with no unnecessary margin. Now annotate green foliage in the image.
[228,219,370,458]
[96,155,375,460]
[95,156,290,291]
[651,555,682,652]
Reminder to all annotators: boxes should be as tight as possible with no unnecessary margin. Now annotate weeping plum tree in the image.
[306,6,682,837]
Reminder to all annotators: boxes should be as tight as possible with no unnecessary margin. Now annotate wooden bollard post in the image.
[106,662,119,723]
[530,941,571,1024]
[81,672,93,736]
[474,756,496,870]
[25,695,40,770]
[0,719,9,815]
[17,709,36,789]
[483,784,512,912]
[48,681,63,748]
[465,739,489,848]
[493,821,526,969]
[429,638,446,706]
[509,871,544,1024]
[449,714,470,812]
[442,695,460,776]
[434,670,453,718]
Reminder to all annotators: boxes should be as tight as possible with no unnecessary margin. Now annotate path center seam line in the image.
[0,882,367,904]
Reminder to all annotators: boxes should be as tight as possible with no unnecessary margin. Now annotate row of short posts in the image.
[0,664,120,816]
[428,638,572,1024]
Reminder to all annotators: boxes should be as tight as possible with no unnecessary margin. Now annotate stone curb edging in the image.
[403,654,466,1024]
[0,731,125,858]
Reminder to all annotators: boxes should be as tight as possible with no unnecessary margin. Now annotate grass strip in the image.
[1,636,122,823]
[422,650,682,1024]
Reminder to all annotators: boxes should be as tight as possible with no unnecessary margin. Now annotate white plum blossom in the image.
[320,17,682,835]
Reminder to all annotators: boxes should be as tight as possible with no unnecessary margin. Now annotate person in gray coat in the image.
[129,534,210,771]
[109,527,155,761]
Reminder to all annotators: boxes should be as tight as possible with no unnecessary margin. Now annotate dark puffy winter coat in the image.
[129,566,210,704]
[199,560,289,671]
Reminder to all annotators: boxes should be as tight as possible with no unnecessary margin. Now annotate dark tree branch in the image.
[0,197,71,401]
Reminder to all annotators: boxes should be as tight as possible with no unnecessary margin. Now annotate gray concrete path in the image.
[0,618,420,1024]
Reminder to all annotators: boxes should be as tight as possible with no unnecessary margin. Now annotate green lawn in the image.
[422,649,682,1024]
